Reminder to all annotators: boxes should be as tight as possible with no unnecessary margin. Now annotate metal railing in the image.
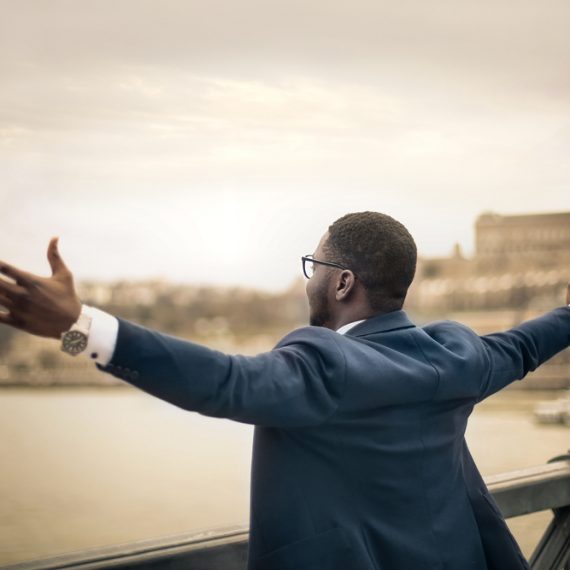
[4,455,570,570]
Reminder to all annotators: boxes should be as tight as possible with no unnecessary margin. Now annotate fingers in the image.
[47,237,70,277]
[0,281,25,326]
[0,290,14,309]
[0,310,15,327]
[0,275,26,298]
[0,261,33,285]
[0,310,22,331]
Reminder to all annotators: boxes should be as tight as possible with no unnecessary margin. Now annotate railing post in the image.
[529,506,570,570]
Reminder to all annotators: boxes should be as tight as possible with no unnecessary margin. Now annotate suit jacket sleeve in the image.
[477,306,570,401]
[97,318,347,427]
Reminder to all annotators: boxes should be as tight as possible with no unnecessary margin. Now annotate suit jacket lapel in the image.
[345,310,416,337]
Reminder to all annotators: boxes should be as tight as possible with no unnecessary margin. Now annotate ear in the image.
[335,270,356,302]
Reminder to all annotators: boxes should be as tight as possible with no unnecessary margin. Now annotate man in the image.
[1,211,569,570]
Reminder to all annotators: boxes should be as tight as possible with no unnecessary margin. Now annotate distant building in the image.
[410,211,570,313]
[407,211,570,389]
[476,211,570,259]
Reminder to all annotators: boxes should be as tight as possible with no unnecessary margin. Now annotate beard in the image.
[308,274,332,327]
[309,303,331,327]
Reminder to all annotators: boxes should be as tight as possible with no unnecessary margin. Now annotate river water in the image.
[0,387,568,566]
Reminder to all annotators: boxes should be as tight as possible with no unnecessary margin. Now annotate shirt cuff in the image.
[82,305,119,366]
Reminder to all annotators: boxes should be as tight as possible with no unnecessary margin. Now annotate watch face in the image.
[62,330,88,355]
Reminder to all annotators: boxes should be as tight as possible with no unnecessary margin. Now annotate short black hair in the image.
[324,211,417,311]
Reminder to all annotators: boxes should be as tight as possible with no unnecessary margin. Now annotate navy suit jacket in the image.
[99,307,570,570]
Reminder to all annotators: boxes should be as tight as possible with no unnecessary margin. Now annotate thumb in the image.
[47,237,69,276]
[567,283,570,306]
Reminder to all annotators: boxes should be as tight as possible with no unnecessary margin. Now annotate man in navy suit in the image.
[1,211,569,569]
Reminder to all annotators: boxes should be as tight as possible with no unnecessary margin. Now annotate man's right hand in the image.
[0,238,82,339]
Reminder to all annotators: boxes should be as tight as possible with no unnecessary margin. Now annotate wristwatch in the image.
[61,310,92,356]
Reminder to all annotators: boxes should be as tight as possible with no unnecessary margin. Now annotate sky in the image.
[1,0,569,291]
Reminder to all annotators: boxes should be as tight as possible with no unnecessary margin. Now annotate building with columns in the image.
[407,211,570,389]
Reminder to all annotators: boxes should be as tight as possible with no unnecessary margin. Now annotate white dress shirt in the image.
[81,305,119,366]
[336,320,365,335]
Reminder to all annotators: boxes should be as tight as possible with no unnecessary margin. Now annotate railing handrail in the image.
[486,456,570,518]
[0,525,250,570]
[3,456,570,570]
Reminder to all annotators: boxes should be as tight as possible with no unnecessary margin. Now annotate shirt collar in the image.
[336,320,366,335]
[344,310,415,337]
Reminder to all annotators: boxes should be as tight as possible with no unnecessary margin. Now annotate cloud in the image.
[0,0,568,289]
[2,0,569,92]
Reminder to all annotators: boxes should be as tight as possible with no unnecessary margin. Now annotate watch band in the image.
[61,309,92,356]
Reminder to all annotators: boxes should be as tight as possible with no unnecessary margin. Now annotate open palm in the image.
[0,238,81,338]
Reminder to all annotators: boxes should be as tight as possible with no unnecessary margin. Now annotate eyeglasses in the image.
[301,254,353,279]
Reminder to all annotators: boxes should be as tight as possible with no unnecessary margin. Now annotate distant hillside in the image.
[0,279,309,387]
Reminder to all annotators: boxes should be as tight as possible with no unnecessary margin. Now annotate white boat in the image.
[533,391,570,425]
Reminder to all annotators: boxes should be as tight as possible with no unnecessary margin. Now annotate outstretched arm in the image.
[477,284,570,400]
[0,238,81,338]
[0,240,347,427]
